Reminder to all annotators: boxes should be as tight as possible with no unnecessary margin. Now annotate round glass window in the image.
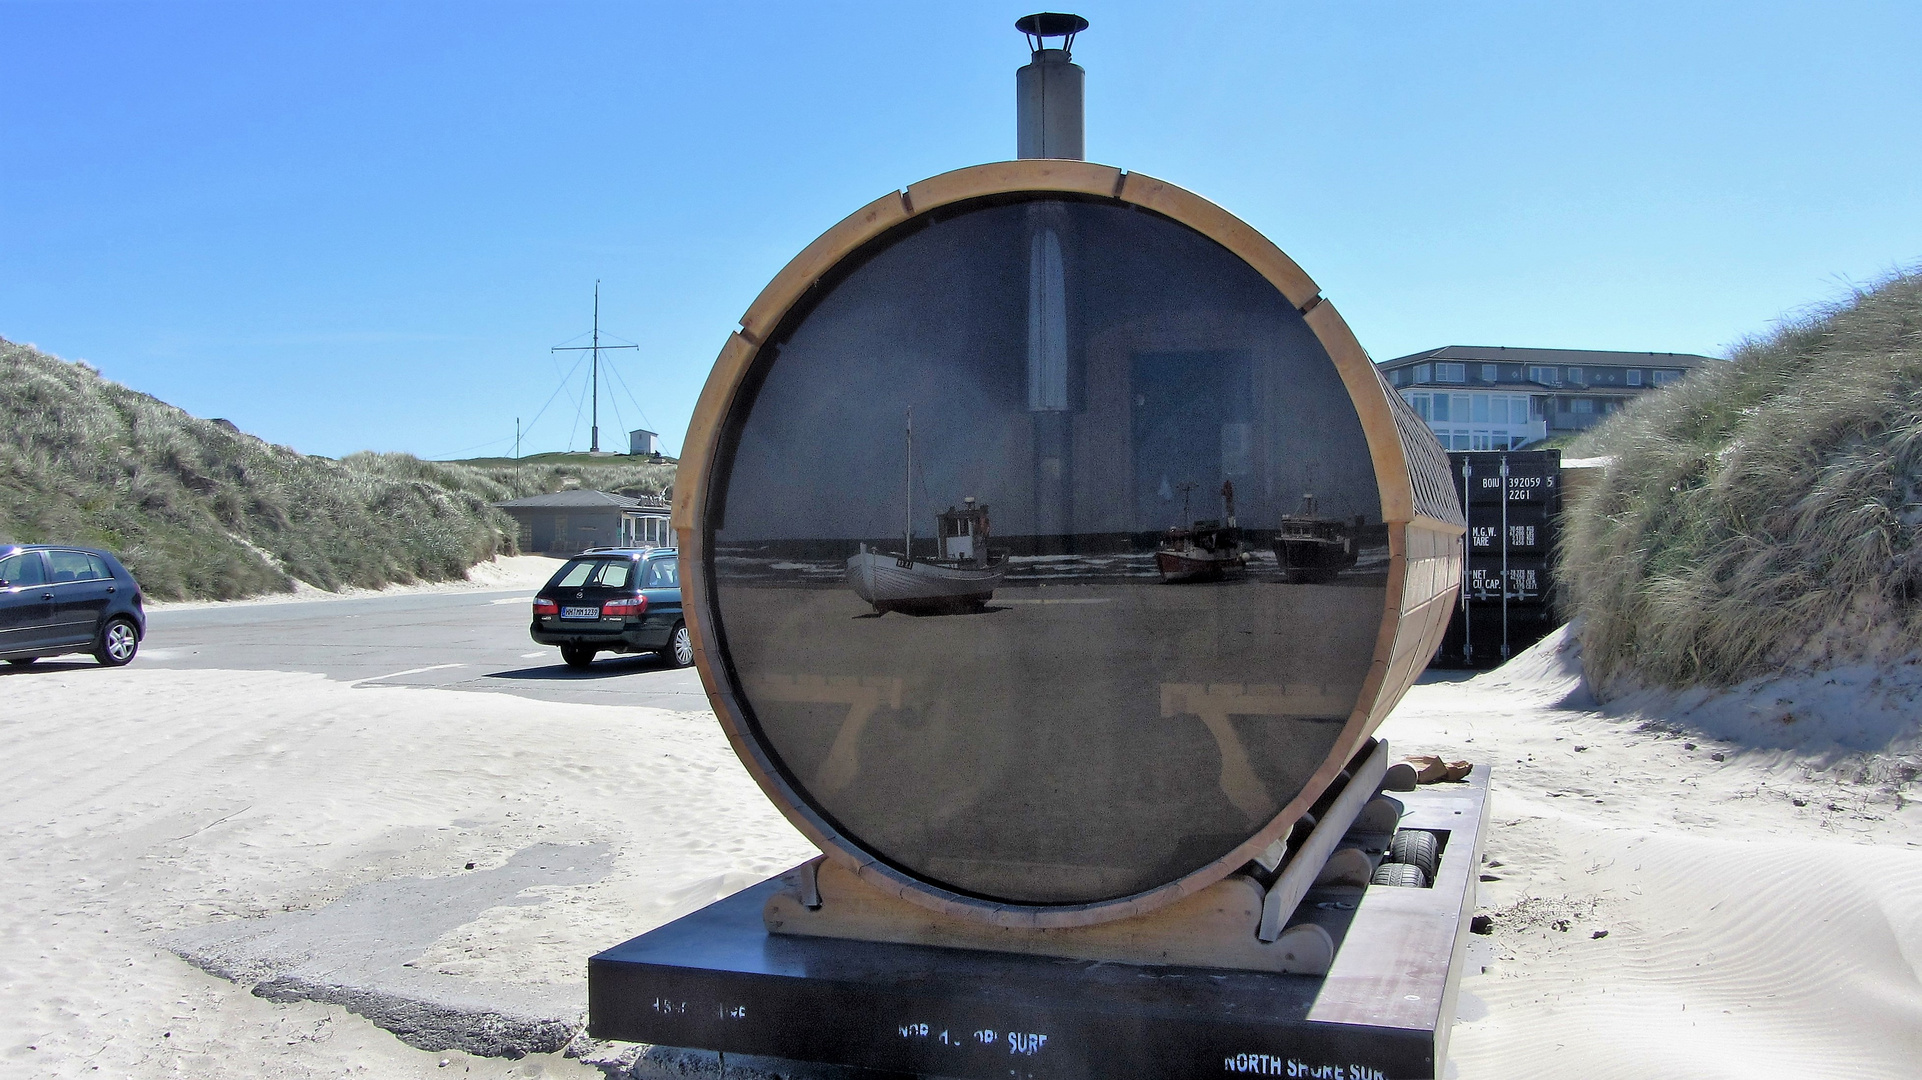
[706,194,1387,906]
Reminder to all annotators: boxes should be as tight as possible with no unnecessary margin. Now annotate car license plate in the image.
[561,606,600,619]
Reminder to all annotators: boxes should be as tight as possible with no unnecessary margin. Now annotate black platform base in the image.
[589,771,1488,1080]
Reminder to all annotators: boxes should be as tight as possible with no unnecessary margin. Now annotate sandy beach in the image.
[0,663,816,1079]
[1,603,1918,1078]
[1381,630,1922,1077]
[146,555,568,611]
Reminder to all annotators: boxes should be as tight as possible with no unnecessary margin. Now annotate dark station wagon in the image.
[531,547,689,670]
[0,544,146,667]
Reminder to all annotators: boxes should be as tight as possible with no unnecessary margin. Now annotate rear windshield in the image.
[552,558,635,589]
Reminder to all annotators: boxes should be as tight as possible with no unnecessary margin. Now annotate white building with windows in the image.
[1377,346,1714,450]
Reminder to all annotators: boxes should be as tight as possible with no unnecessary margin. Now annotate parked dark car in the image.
[0,544,146,667]
[530,548,689,670]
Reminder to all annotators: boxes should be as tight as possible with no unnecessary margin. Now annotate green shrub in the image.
[1561,269,1922,695]
[0,339,676,601]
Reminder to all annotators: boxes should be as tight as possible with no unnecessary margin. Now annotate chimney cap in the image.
[1016,12,1088,54]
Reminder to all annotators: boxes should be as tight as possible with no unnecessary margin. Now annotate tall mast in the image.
[551,281,636,454]
[591,282,600,453]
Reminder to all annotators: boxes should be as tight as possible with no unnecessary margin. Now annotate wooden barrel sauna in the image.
[674,160,1465,929]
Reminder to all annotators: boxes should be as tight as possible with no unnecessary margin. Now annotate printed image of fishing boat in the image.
[1155,480,1249,583]
[1274,493,1362,584]
[846,409,1006,614]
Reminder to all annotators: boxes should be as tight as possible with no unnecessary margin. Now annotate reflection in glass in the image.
[845,408,1009,615]
[711,196,1387,906]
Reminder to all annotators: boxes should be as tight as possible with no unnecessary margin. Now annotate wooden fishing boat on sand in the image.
[846,410,1006,614]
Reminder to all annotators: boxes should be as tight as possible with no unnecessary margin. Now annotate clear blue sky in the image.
[5,1,1919,460]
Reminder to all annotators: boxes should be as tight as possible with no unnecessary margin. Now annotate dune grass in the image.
[1560,269,1922,697]
[0,339,675,601]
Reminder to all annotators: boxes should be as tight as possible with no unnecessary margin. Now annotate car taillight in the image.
[601,596,646,618]
[533,598,559,616]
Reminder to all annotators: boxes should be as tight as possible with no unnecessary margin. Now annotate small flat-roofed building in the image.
[1377,346,1716,450]
[629,428,658,456]
[493,489,675,555]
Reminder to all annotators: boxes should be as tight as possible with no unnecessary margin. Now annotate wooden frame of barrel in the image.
[674,160,1465,929]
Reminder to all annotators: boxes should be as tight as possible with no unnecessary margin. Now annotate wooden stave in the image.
[674,160,1465,929]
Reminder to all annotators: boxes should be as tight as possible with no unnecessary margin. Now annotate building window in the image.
[1566,366,1584,384]
[1573,397,1594,414]
[1481,363,1498,382]
[1434,362,1466,383]
[1653,369,1682,385]
[1627,369,1643,386]
[1414,363,1431,383]
[1432,393,1450,421]
[1527,365,1558,385]
[1403,391,1430,420]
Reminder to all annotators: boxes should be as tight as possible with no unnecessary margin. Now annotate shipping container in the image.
[1459,449,1561,507]
[1433,449,1564,667]
[1466,503,1552,556]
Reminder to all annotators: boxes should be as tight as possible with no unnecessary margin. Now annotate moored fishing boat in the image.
[1275,493,1361,584]
[1155,480,1247,583]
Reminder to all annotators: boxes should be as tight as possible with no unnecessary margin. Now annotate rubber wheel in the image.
[561,644,596,669]
[1371,861,1429,888]
[1389,829,1441,878]
[5,657,38,667]
[94,618,139,667]
[667,623,695,668]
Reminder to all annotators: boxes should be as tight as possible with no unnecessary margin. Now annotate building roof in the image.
[492,489,641,510]
[1378,345,1718,370]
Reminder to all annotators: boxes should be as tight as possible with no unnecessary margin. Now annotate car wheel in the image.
[668,623,695,668]
[95,617,140,667]
[1388,829,1441,879]
[6,657,39,667]
[561,644,596,669]
[1370,861,1428,888]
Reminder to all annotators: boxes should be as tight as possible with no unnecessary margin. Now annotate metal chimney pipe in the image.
[1015,13,1088,160]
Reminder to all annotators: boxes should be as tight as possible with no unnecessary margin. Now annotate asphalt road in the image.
[131,588,711,710]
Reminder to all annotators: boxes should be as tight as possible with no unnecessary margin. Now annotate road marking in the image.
[491,596,536,605]
[521,651,547,658]
[356,663,465,685]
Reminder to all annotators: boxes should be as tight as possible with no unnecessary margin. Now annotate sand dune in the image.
[149,554,567,610]
[1383,627,1922,1078]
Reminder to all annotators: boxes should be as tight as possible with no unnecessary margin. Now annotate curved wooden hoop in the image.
[673,160,1461,929]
